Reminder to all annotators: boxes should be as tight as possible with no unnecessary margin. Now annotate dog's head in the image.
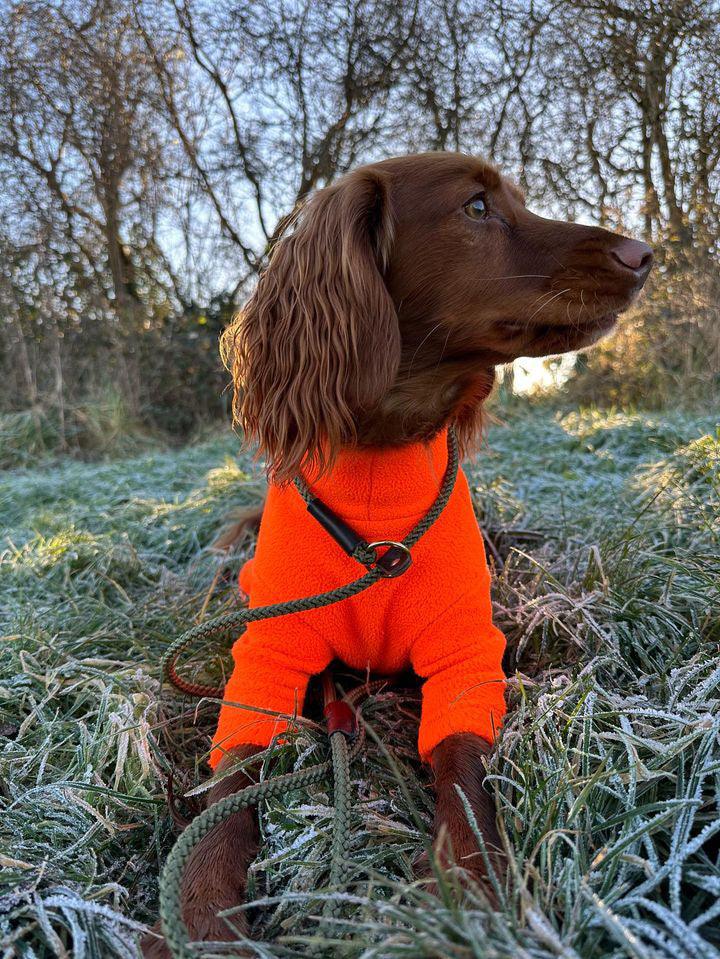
[222,152,652,480]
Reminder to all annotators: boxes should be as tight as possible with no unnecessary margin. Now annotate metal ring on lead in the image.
[367,540,413,577]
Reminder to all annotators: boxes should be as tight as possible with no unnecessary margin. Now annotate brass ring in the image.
[367,540,412,578]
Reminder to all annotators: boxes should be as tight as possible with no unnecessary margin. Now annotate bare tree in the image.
[135,0,420,291]
[1,0,719,425]
[0,0,183,409]
[509,0,720,244]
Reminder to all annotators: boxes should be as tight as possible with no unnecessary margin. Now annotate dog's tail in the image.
[210,501,265,553]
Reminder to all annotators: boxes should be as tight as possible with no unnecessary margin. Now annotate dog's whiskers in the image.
[479,274,552,280]
[432,326,454,374]
[405,322,444,378]
[527,288,571,322]
[524,287,562,318]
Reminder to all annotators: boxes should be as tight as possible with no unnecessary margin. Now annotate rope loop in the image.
[161,428,458,698]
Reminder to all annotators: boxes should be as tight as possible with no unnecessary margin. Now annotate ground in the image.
[1,404,719,958]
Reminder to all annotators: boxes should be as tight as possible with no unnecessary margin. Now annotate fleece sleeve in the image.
[209,615,333,769]
[410,588,507,763]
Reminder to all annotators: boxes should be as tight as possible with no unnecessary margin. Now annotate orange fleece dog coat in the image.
[210,429,506,768]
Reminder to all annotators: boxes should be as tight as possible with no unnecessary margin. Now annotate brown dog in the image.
[142,152,652,956]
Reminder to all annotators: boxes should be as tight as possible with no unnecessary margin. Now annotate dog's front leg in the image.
[430,732,505,893]
[141,745,261,958]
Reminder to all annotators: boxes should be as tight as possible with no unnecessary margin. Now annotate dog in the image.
[142,151,652,956]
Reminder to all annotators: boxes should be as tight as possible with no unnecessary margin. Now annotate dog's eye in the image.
[464,195,488,220]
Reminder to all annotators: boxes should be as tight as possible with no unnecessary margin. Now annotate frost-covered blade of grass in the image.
[1,407,718,958]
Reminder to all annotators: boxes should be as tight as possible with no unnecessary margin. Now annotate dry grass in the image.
[1,405,719,957]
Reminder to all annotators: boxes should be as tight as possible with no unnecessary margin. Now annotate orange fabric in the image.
[210,430,506,768]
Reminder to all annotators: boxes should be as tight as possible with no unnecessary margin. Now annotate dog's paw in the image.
[139,922,171,959]
[413,834,506,908]
[139,901,250,958]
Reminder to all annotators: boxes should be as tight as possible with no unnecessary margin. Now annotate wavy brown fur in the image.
[221,152,651,483]
[220,170,400,483]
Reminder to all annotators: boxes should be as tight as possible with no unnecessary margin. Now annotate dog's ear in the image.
[221,169,399,482]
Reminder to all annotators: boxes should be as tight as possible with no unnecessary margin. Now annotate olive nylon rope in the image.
[157,429,459,957]
[325,730,351,917]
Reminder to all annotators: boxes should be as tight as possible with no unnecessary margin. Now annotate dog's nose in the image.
[610,237,653,277]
